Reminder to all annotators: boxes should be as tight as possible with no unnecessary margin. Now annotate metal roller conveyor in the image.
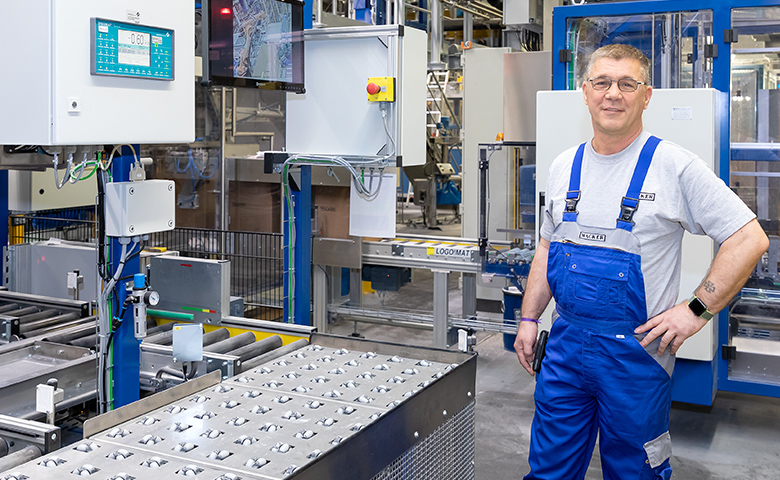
[3,333,477,480]
[0,292,91,344]
[139,331,288,392]
[139,319,315,393]
[229,335,283,363]
[18,312,80,335]
[204,331,257,354]
[0,342,96,419]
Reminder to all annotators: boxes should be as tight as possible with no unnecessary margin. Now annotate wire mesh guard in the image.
[9,206,97,245]
[7,208,284,319]
[148,227,284,315]
[371,401,475,480]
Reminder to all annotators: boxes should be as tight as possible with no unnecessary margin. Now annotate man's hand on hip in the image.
[515,322,539,376]
[635,302,708,356]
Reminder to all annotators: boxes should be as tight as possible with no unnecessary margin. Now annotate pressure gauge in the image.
[145,291,160,306]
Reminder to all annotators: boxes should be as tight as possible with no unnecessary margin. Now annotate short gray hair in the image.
[586,44,651,84]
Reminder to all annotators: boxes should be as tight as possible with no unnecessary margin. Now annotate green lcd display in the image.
[91,18,174,81]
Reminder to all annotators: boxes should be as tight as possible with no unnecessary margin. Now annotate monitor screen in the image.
[206,0,304,92]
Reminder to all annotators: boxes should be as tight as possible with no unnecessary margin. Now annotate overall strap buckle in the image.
[618,196,639,225]
[565,190,581,213]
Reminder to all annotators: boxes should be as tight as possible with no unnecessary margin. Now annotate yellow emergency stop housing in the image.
[367,76,395,102]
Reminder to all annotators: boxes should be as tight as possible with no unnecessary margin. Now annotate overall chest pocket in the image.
[563,250,630,320]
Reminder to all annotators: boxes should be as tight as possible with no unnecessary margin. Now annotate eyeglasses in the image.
[588,76,646,93]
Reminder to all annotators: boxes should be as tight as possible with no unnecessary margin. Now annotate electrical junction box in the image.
[172,324,204,363]
[104,180,175,237]
[367,77,396,102]
[0,0,193,146]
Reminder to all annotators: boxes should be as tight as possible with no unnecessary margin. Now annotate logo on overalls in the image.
[579,232,606,242]
[639,192,655,201]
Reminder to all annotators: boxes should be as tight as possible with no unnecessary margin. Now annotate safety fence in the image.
[146,227,284,317]
[8,208,284,319]
[8,206,98,245]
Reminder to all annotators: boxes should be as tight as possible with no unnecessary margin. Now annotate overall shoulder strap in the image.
[616,136,662,231]
[563,143,587,222]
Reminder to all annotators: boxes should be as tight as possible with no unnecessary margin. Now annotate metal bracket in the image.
[704,44,718,58]
[724,29,737,44]
[559,49,573,63]
[0,414,61,454]
[0,314,20,343]
[722,344,737,361]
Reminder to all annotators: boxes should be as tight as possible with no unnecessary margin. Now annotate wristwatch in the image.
[688,295,715,321]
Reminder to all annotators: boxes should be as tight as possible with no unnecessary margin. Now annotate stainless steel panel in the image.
[312,238,362,269]
[0,438,248,480]
[5,243,98,302]
[84,371,222,438]
[503,51,552,143]
[151,256,230,325]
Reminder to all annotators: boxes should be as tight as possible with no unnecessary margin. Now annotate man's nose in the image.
[604,81,622,97]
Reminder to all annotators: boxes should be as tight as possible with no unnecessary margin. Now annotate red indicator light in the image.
[220,7,231,15]
[181,264,193,267]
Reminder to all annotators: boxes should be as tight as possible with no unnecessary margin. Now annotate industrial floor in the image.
[330,266,780,480]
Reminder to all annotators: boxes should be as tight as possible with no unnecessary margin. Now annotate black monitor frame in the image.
[202,0,305,92]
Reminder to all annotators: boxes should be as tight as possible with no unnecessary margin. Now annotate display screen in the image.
[91,18,174,81]
[207,0,304,92]
[117,30,151,66]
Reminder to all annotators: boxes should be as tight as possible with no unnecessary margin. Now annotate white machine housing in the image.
[0,0,194,145]
[286,25,427,166]
[536,88,723,362]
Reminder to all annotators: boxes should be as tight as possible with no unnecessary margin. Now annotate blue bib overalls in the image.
[525,137,674,480]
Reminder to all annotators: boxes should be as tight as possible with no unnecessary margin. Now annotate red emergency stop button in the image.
[367,83,381,95]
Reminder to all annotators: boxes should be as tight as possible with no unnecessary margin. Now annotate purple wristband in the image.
[520,317,541,324]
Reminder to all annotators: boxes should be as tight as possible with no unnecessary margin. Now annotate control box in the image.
[104,180,175,237]
[0,0,193,145]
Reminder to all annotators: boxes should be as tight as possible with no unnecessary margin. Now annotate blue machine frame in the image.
[111,146,143,407]
[552,0,780,403]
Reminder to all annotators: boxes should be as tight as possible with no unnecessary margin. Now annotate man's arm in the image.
[636,219,769,355]
[515,237,553,375]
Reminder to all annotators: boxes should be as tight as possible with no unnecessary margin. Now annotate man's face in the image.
[583,58,652,140]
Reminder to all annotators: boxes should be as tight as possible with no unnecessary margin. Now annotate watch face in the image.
[689,297,707,316]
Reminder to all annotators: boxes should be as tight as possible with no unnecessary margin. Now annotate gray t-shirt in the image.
[540,130,756,318]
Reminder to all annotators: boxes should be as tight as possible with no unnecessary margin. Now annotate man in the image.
[514,44,768,480]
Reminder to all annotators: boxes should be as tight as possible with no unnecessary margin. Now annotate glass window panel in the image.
[730,6,780,385]
[564,11,712,90]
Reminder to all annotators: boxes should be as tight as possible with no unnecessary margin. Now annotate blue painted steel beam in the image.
[111,145,142,408]
[731,148,780,161]
[304,0,312,29]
